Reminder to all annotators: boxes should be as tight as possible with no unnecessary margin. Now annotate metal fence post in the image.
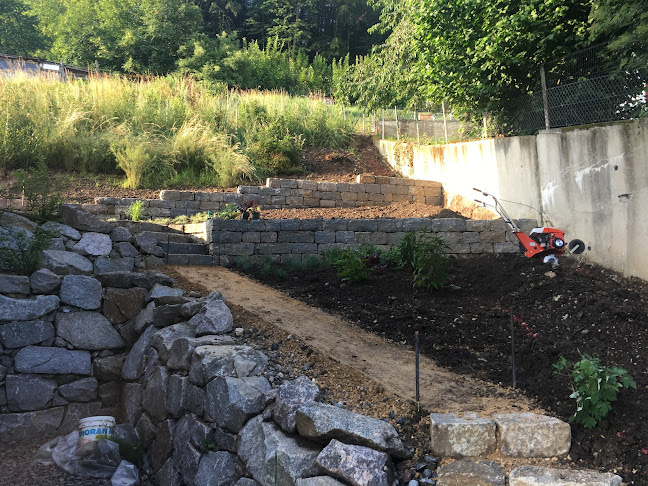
[442,101,449,143]
[541,65,550,129]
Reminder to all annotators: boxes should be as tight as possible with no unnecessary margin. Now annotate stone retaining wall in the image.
[90,176,444,219]
[208,217,535,266]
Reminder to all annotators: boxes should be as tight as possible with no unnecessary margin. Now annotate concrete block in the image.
[356,232,387,245]
[297,180,319,191]
[466,220,492,232]
[374,176,390,184]
[315,232,336,244]
[293,243,318,254]
[238,186,259,194]
[470,242,494,253]
[318,182,337,192]
[270,196,286,205]
[509,466,621,486]
[492,413,571,458]
[426,196,443,205]
[494,242,520,253]
[348,220,378,232]
[257,243,292,255]
[365,184,381,194]
[434,218,467,232]
[392,194,411,202]
[367,193,386,202]
[380,185,396,195]
[220,243,255,256]
[280,220,301,231]
[278,231,315,243]
[386,232,405,245]
[280,179,298,189]
[320,200,336,208]
[323,220,348,231]
[447,243,471,254]
[166,254,190,265]
[188,255,214,266]
[267,178,281,188]
[393,184,410,195]
[516,219,539,232]
[320,192,342,201]
[242,232,261,243]
[160,190,194,201]
[490,219,507,232]
[480,232,507,243]
[403,218,433,232]
[318,243,347,253]
[462,232,481,244]
[336,232,355,244]
[377,220,403,232]
[303,198,321,207]
[355,192,370,202]
[437,460,505,486]
[260,232,278,243]
[357,175,375,183]
[286,196,304,206]
[223,193,242,204]
[209,192,225,202]
[429,413,496,458]
[183,201,201,210]
[337,183,353,192]
[409,186,425,196]
[438,232,463,244]
[199,201,221,211]
[295,189,314,198]
[218,232,242,244]
[300,220,322,231]
[341,192,359,202]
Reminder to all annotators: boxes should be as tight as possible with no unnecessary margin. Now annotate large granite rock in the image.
[59,275,102,310]
[150,419,176,473]
[114,242,139,258]
[29,269,62,294]
[41,221,81,240]
[57,377,98,402]
[148,284,185,301]
[5,374,57,411]
[189,345,268,386]
[315,439,398,486]
[55,311,126,350]
[94,256,135,274]
[194,452,245,486]
[110,227,133,243]
[166,375,205,418]
[14,346,91,374]
[437,460,506,486]
[42,250,93,275]
[492,413,571,458]
[123,325,156,381]
[142,366,169,422]
[295,478,346,486]
[274,376,321,433]
[103,287,146,324]
[296,402,407,458]
[0,294,59,321]
[173,414,207,485]
[93,354,126,382]
[238,416,320,485]
[166,335,235,371]
[60,205,113,233]
[0,407,65,444]
[508,466,622,486]
[73,232,113,256]
[429,413,497,458]
[189,292,233,336]
[0,274,30,294]
[0,320,54,348]
[123,383,143,425]
[150,323,195,362]
[205,376,271,433]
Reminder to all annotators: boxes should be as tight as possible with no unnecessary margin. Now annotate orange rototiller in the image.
[473,188,585,266]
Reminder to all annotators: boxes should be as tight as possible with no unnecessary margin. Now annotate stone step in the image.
[165,254,214,266]
[159,242,209,255]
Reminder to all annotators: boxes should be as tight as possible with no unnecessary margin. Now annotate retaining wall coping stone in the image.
[429,413,497,458]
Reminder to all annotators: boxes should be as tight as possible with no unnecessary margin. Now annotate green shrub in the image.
[212,203,240,220]
[554,355,636,428]
[13,160,65,218]
[126,200,146,221]
[389,229,450,290]
[325,246,376,283]
[0,226,59,275]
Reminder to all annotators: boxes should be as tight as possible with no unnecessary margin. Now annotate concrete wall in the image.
[377,119,648,281]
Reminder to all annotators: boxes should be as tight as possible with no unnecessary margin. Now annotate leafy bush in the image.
[388,229,450,289]
[126,201,146,221]
[13,160,65,218]
[0,226,58,275]
[554,355,636,428]
[324,245,379,283]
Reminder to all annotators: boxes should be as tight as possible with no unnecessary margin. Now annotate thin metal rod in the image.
[415,331,420,409]
[541,65,550,129]
[510,310,517,388]
[442,101,448,143]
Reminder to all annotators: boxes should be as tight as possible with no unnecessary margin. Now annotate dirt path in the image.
[171,265,539,415]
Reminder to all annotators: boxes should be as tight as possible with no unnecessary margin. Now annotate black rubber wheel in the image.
[568,239,586,254]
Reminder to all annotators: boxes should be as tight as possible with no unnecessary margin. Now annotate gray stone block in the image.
[72,232,113,256]
[205,376,271,432]
[429,413,496,458]
[60,275,102,310]
[492,413,571,458]
[0,320,54,348]
[0,275,30,294]
[189,345,268,385]
[6,374,57,411]
[348,220,378,232]
[437,460,505,486]
[195,451,245,486]
[14,346,91,375]
[42,250,93,275]
[57,377,98,402]
[142,366,169,422]
[508,466,622,486]
[315,439,397,486]
[29,269,61,294]
[56,311,126,350]
[150,323,195,362]
[273,376,320,433]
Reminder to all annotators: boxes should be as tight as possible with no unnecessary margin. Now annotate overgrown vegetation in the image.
[0,74,354,189]
[554,354,636,428]
[125,201,145,222]
[13,160,64,218]
[0,226,58,275]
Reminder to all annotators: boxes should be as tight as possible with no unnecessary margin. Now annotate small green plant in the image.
[125,200,146,221]
[0,226,59,275]
[13,160,65,218]
[389,229,450,290]
[325,245,378,283]
[554,354,636,429]
[213,203,241,220]
[234,255,253,272]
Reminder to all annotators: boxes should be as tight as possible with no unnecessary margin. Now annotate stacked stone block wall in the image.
[89,176,444,218]
[208,217,535,266]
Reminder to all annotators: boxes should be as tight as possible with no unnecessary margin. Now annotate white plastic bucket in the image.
[77,416,116,445]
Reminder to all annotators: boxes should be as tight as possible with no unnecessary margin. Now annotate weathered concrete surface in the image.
[437,460,505,486]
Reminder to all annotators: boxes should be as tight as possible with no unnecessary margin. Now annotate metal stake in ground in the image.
[510,310,517,388]
[415,331,420,411]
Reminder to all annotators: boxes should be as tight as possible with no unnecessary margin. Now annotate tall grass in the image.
[0,73,355,187]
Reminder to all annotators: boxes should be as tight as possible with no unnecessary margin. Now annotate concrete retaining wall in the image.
[207,217,536,266]
[377,119,648,281]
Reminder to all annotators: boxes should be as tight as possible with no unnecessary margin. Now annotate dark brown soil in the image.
[239,253,648,484]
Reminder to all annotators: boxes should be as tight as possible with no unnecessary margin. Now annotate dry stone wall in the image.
[89,176,444,219]
[208,217,536,266]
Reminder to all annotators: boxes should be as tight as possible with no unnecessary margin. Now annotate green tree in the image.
[590,0,648,70]
[410,0,592,120]
[0,0,44,55]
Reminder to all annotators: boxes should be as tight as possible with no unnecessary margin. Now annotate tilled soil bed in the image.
[238,253,648,484]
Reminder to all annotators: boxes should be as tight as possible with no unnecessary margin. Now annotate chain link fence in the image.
[509,44,647,133]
